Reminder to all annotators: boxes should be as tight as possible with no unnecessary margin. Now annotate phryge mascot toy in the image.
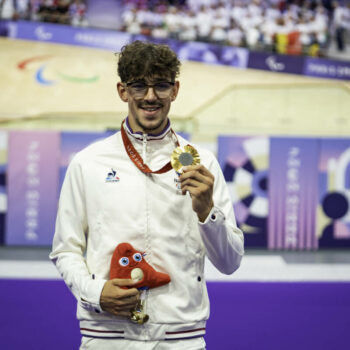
[109,242,171,324]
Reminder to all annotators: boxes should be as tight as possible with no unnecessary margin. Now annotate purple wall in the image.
[206,282,350,349]
[1,280,349,349]
[0,280,81,349]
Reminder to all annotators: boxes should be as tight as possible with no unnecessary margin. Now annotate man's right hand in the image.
[100,278,140,318]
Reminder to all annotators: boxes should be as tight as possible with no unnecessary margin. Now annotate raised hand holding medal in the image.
[171,145,214,223]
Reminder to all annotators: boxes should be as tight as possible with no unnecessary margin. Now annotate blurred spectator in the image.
[296,16,313,46]
[312,7,328,46]
[164,6,181,38]
[69,0,88,26]
[179,10,196,40]
[210,10,228,44]
[38,0,68,24]
[227,20,244,46]
[0,0,88,27]
[333,1,350,51]
[231,0,248,25]
[196,5,213,41]
[0,0,21,19]
[29,0,42,21]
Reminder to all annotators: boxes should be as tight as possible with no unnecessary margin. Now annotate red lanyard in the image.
[120,120,179,174]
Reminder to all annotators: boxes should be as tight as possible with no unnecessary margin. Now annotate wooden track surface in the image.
[1,37,349,141]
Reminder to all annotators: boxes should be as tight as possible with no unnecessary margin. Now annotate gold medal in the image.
[130,298,149,324]
[171,145,200,173]
[130,288,149,325]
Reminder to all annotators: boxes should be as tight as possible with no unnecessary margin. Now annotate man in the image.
[50,40,244,350]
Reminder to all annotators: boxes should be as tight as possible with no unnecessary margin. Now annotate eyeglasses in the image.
[125,81,175,99]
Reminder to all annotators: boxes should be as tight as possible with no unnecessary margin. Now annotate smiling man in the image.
[50,40,244,350]
[119,79,178,133]
[116,42,180,135]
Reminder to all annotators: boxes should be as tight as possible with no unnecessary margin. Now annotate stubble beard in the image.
[134,116,167,133]
[135,101,169,133]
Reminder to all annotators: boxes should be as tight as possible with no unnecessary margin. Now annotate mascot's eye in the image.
[133,253,142,262]
[119,257,129,266]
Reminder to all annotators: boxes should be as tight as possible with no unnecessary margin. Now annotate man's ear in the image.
[171,81,180,102]
[117,82,128,102]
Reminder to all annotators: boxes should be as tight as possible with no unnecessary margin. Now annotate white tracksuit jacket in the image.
[50,119,244,341]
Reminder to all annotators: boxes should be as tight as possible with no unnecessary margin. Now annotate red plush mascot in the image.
[109,242,170,290]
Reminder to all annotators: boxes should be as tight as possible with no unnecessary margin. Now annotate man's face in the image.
[117,77,179,134]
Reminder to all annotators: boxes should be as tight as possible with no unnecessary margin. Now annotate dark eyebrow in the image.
[143,77,173,83]
[152,78,171,82]
[128,79,173,85]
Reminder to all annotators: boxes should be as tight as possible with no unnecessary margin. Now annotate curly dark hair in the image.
[117,41,181,83]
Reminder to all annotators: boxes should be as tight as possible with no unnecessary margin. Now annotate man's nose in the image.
[144,86,157,101]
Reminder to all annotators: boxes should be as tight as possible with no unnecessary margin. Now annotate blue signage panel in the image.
[247,51,305,75]
[303,57,350,80]
[7,20,131,51]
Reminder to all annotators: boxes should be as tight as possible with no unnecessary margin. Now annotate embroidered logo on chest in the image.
[105,168,120,183]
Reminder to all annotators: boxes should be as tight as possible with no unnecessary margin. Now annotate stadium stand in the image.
[120,0,350,57]
[0,0,349,56]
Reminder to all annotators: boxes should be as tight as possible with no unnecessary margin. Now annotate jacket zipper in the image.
[142,133,147,164]
[143,132,150,327]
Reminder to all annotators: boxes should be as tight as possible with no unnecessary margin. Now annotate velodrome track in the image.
[1,37,350,349]
[1,37,350,142]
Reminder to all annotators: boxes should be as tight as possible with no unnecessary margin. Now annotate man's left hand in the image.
[180,164,214,222]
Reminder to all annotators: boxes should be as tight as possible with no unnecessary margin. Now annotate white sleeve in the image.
[198,157,244,275]
[49,157,107,313]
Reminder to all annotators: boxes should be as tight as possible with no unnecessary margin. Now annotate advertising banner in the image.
[7,21,249,68]
[218,135,269,247]
[7,20,131,51]
[268,137,319,250]
[220,46,249,68]
[303,57,350,80]
[4,20,350,81]
[318,138,350,247]
[247,51,305,75]
[0,19,9,36]
[176,41,248,68]
[6,131,60,245]
[133,35,249,68]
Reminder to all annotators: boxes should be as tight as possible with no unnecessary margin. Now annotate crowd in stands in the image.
[0,0,88,26]
[1,0,349,56]
[121,0,350,56]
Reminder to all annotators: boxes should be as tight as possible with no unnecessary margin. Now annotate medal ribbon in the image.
[121,120,179,174]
